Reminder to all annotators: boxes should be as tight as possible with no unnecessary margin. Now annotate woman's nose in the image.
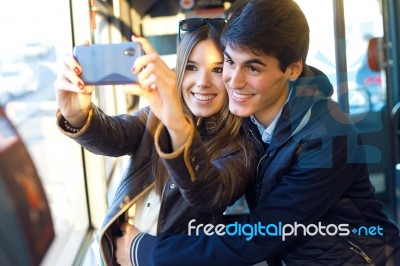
[196,71,211,88]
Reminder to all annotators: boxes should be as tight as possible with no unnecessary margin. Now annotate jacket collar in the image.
[244,65,333,149]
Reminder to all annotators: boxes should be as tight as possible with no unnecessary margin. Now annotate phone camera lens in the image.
[124,47,136,56]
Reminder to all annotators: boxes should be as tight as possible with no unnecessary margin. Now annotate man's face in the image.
[222,45,293,127]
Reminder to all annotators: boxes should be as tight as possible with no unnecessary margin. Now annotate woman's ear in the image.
[288,59,303,82]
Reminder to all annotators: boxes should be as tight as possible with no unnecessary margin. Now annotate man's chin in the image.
[229,106,252,118]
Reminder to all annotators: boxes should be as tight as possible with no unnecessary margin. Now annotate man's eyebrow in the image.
[223,51,267,66]
[223,51,232,60]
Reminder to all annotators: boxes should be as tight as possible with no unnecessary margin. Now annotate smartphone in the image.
[73,42,142,85]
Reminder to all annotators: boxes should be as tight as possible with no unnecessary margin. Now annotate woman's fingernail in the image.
[132,32,141,38]
[131,66,136,73]
[74,67,80,74]
[78,82,84,90]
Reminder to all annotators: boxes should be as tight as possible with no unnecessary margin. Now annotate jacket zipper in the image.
[321,220,373,264]
[248,105,313,184]
[247,128,266,178]
[346,239,373,263]
[248,128,273,203]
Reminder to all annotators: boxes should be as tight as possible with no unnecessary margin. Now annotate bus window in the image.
[0,1,89,265]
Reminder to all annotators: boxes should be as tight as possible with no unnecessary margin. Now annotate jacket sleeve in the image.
[56,104,150,157]
[154,118,256,214]
[132,122,367,265]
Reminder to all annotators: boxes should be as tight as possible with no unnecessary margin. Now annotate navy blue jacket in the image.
[133,66,400,266]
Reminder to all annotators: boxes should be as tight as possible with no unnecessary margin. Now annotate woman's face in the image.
[181,39,226,118]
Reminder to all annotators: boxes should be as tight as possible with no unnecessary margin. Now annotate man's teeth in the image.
[233,91,252,99]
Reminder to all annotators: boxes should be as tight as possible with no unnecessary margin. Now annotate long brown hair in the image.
[154,24,254,195]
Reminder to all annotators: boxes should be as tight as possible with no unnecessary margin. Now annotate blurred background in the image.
[0,0,399,265]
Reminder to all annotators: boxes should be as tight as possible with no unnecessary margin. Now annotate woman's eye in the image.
[212,67,223,73]
[186,64,197,71]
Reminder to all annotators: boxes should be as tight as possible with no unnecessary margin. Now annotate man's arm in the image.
[132,132,365,265]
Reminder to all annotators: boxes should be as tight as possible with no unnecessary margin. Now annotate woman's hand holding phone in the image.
[54,43,94,127]
[125,36,191,150]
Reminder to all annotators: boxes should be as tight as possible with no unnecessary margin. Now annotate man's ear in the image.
[288,59,303,82]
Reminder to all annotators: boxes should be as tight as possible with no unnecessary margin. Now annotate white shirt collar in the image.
[250,109,283,144]
[250,87,291,144]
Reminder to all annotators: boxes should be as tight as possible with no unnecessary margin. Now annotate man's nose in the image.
[226,69,245,89]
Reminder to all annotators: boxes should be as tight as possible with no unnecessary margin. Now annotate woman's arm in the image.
[125,36,192,151]
[154,122,256,213]
[56,105,150,157]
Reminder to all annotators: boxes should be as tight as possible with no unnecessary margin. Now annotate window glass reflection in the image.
[0,1,89,264]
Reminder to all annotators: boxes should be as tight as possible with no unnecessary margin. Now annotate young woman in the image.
[54,18,257,266]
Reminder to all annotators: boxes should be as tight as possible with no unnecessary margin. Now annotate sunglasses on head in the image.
[178,18,227,41]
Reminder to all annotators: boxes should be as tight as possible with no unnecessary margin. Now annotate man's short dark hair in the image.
[222,0,310,72]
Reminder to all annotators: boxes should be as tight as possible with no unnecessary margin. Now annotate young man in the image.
[117,0,400,265]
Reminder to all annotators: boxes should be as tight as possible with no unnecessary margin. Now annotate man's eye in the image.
[249,66,259,72]
[224,58,234,65]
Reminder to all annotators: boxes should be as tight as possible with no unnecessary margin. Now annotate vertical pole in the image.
[333,0,350,113]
